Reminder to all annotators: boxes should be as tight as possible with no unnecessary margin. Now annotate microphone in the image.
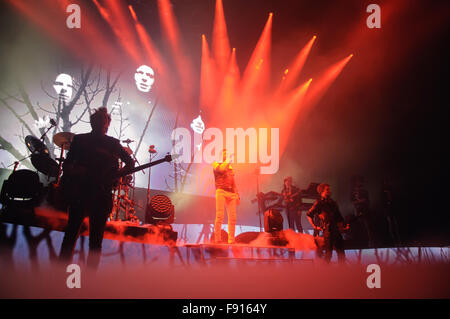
[40,119,57,141]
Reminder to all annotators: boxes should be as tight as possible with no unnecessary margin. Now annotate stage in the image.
[1,204,448,266]
[1,223,449,299]
[0,203,449,299]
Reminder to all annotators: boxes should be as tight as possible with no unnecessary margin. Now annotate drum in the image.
[25,134,59,178]
[25,135,49,155]
[31,153,59,177]
[0,169,43,208]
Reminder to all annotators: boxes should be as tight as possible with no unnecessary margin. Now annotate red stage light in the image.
[128,5,138,22]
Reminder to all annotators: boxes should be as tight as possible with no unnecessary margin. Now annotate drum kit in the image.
[22,132,74,181]
[3,131,141,223]
[110,139,141,223]
[1,132,73,209]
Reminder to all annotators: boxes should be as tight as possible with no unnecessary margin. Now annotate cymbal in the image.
[31,153,59,177]
[53,132,75,150]
[25,135,49,155]
[123,146,133,155]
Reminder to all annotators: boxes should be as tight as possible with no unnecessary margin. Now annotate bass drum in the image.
[0,169,44,208]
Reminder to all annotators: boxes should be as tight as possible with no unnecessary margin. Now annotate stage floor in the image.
[1,204,449,267]
[1,219,449,299]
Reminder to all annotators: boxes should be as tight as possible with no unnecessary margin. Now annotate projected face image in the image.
[53,73,73,102]
[134,65,155,92]
[190,115,205,134]
[111,101,122,118]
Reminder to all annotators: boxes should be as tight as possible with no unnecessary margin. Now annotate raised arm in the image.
[213,160,232,172]
[116,140,135,174]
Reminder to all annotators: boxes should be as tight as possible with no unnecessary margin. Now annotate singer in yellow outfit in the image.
[212,149,240,244]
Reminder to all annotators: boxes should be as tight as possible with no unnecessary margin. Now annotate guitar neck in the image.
[115,157,170,178]
[285,190,300,197]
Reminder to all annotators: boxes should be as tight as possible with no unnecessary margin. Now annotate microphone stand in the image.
[40,123,55,142]
[146,146,157,210]
[255,167,263,232]
[122,139,141,222]
[7,156,31,172]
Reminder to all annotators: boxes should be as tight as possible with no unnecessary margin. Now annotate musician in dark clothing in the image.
[351,175,374,247]
[59,107,134,269]
[281,177,303,233]
[307,183,347,263]
[382,177,400,245]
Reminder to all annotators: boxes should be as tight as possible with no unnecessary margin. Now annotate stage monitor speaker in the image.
[264,209,283,232]
[145,194,174,225]
[235,231,260,244]
[0,169,43,208]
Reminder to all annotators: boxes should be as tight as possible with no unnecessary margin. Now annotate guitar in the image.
[272,189,301,204]
[282,190,301,203]
[112,153,177,180]
[314,213,363,236]
[60,153,178,204]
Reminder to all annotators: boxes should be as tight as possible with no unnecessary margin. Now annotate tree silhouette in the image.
[0,65,122,169]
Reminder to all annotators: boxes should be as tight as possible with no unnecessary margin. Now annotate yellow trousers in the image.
[214,189,239,243]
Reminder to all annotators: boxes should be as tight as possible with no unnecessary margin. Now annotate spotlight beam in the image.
[240,13,273,101]
[212,0,231,74]
[200,35,217,110]
[304,54,354,108]
[157,0,195,102]
[273,79,313,156]
[128,5,168,76]
[7,0,117,64]
[93,0,142,64]
[281,35,317,93]
[239,13,273,117]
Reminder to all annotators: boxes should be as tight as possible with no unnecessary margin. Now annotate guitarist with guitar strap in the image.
[59,107,135,269]
[306,183,348,263]
[281,176,303,233]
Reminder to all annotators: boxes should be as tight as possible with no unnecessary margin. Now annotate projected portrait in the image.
[53,73,73,102]
[134,65,155,93]
[110,100,122,118]
[190,115,205,135]
[190,115,205,151]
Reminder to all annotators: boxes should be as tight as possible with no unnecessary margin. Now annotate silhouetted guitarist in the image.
[307,183,347,263]
[59,107,134,269]
[281,176,303,233]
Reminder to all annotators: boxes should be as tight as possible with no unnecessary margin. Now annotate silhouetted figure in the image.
[281,176,303,233]
[307,183,347,263]
[351,175,374,247]
[382,176,401,246]
[59,107,134,269]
